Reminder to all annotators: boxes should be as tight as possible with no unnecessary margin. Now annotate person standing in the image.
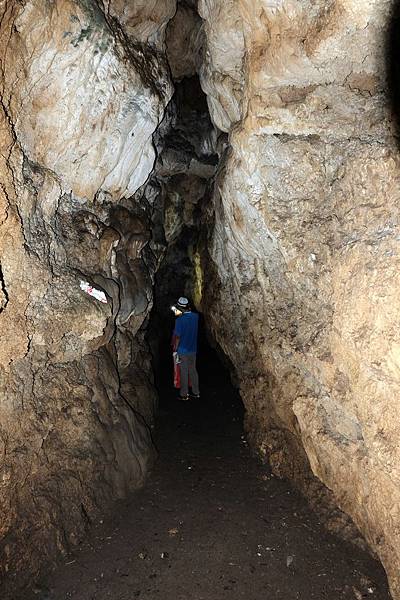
[173,297,200,400]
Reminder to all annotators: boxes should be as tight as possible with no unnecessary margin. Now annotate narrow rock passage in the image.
[30,349,390,600]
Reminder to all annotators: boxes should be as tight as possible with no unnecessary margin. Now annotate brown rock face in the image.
[105,0,176,47]
[166,1,203,82]
[0,0,173,594]
[1,0,399,597]
[197,1,400,597]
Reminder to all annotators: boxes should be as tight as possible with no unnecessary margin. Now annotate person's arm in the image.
[173,318,182,352]
[173,336,180,352]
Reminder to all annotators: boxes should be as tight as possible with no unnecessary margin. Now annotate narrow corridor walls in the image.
[1,1,400,599]
[197,1,400,598]
[0,1,174,593]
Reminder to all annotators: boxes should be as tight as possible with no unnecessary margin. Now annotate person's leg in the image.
[180,354,189,397]
[188,353,199,396]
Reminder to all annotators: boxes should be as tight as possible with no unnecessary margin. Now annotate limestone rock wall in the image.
[198,1,400,597]
[198,0,245,132]
[2,0,400,596]
[0,0,174,595]
[104,0,176,47]
[147,75,218,374]
[166,1,203,82]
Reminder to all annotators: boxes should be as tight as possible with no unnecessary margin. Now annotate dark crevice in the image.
[0,263,9,313]
[144,74,242,419]
[145,74,217,368]
[91,0,172,101]
[387,0,400,144]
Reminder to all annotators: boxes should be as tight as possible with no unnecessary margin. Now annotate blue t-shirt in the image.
[174,312,199,355]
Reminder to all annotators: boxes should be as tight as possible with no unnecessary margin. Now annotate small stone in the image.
[286,555,294,568]
[352,588,363,600]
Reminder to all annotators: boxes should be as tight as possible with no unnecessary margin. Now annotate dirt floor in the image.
[26,349,391,600]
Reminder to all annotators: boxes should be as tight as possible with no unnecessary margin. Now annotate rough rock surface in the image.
[104,0,176,48]
[145,74,218,373]
[198,1,400,597]
[1,0,399,598]
[166,1,203,82]
[198,0,245,132]
[0,0,173,595]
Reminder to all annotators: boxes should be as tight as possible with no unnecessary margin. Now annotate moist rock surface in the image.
[0,0,399,597]
[0,1,174,594]
[197,1,400,597]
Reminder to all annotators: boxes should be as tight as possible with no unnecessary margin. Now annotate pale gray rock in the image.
[3,0,173,201]
[104,0,176,47]
[198,0,245,132]
[166,2,203,81]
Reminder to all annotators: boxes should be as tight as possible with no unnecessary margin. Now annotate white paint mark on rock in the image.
[80,281,107,304]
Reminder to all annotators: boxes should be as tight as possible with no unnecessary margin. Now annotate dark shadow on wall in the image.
[387,0,400,142]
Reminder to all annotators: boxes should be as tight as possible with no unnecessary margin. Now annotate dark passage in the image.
[28,344,390,600]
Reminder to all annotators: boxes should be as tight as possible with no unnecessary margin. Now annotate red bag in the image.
[173,353,190,389]
[174,360,181,389]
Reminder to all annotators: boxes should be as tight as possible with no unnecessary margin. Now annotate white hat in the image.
[177,296,189,309]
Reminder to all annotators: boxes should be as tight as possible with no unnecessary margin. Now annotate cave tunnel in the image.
[0,1,399,599]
